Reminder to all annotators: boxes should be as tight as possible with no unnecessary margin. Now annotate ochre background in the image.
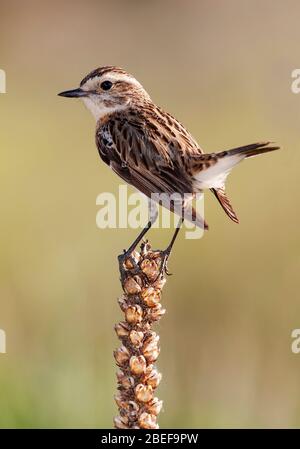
[0,0,299,428]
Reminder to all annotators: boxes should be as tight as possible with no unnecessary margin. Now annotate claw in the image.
[118,251,136,283]
[153,248,173,281]
[118,249,149,286]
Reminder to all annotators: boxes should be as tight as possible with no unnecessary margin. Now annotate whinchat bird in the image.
[59,66,279,274]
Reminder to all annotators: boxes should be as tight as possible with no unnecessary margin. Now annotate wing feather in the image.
[97,109,194,197]
[96,109,207,228]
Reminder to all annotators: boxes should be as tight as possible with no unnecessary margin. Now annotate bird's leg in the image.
[118,200,158,281]
[118,220,153,280]
[156,218,184,279]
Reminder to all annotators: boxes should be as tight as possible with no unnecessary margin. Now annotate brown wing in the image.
[96,108,196,198]
[96,108,208,229]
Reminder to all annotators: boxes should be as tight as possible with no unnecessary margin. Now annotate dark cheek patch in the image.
[103,99,116,108]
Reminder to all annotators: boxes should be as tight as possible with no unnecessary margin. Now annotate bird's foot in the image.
[154,247,173,281]
[118,249,140,283]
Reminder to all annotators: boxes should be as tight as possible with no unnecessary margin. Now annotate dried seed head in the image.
[126,401,139,420]
[118,296,128,312]
[153,276,166,290]
[145,348,160,363]
[125,305,143,324]
[114,415,129,429]
[143,322,151,332]
[115,244,166,428]
[141,287,161,307]
[114,394,126,409]
[127,400,139,412]
[151,251,163,259]
[140,258,160,281]
[138,412,158,429]
[143,334,160,362]
[124,251,141,269]
[124,276,142,295]
[141,286,155,298]
[115,321,130,338]
[146,331,159,342]
[129,330,144,347]
[129,355,147,375]
[135,384,153,403]
[115,398,139,419]
[114,346,130,366]
[146,397,163,416]
[148,303,166,321]
[116,371,135,389]
[144,363,154,376]
[144,368,162,388]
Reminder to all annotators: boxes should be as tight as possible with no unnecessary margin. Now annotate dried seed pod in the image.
[124,276,142,295]
[135,384,153,403]
[153,276,166,290]
[143,322,151,332]
[141,287,161,307]
[114,346,130,366]
[140,258,160,281]
[144,348,160,363]
[138,412,158,429]
[118,296,128,312]
[143,334,160,362]
[126,401,139,420]
[144,368,162,388]
[125,305,143,324]
[141,286,155,298]
[114,415,129,429]
[116,371,135,389]
[129,330,144,347]
[129,355,147,375]
[151,251,163,259]
[115,321,130,338]
[145,330,158,340]
[144,363,154,376]
[124,251,141,269]
[146,397,163,416]
[127,400,139,412]
[114,394,127,409]
[148,303,166,321]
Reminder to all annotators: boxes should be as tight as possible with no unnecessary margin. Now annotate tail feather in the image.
[211,187,239,223]
[192,142,279,191]
[192,141,279,223]
[223,141,280,159]
[211,142,279,223]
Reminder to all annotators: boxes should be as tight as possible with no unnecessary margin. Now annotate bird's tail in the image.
[220,141,280,159]
[192,141,280,224]
[211,187,239,223]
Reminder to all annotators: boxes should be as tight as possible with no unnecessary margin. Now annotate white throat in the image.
[81,97,129,121]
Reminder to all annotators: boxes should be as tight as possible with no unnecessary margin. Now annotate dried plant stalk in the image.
[114,241,166,429]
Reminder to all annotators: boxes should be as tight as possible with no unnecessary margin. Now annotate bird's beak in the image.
[58,88,88,98]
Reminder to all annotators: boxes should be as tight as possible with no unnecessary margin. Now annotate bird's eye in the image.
[101,80,113,91]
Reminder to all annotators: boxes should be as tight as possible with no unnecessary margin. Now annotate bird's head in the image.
[58,66,151,121]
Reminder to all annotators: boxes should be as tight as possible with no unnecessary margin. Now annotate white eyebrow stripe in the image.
[82,73,144,90]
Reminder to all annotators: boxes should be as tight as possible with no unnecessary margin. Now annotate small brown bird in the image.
[59,66,279,272]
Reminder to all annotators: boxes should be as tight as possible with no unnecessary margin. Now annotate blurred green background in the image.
[0,0,299,428]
